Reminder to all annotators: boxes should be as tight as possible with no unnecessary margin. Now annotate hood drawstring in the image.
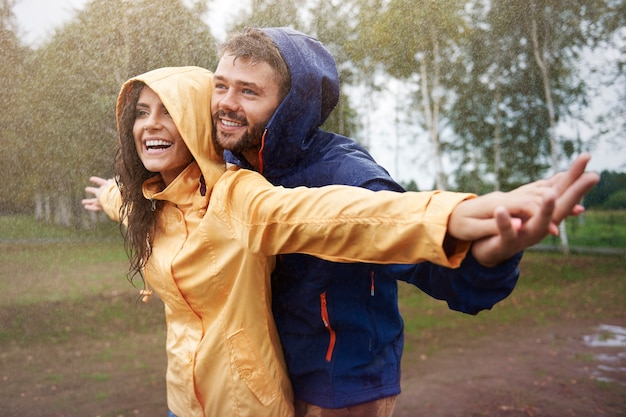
[139,270,153,303]
[140,286,153,303]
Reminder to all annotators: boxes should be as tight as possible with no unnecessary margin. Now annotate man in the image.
[210,27,594,416]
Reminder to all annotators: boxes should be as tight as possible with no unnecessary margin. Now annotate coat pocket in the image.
[227,329,280,406]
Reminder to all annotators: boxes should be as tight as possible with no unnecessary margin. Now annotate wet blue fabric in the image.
[223,27,522,408]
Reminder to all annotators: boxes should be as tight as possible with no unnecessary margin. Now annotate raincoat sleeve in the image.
[376,251,522,314]
[213,169,474,268]
[97,182,123,223]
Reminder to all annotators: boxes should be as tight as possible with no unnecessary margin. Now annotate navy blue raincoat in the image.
[224,27,522,408]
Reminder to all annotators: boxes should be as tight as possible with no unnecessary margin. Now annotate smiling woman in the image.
[132,86,193,186]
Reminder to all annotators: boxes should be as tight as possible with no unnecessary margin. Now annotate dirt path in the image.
[2,318,625,416]
[394,319,626,417]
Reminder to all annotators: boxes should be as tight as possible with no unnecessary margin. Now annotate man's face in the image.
[212,54,283,166]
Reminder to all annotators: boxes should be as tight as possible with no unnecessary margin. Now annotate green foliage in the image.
[241,0,306,28]
[603,190,626,209]
[584,170,626,208]
[3,0,624,222]
[0,0,29,212]
[5,0,218,218]
[402,180,419,192]
[448,0,608,190]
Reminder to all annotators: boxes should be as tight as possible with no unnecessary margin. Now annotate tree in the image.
[449,1,554,193]
[493,0,621,251]
[352,0,469,190]
[0,0,30,213]
[443,0,624,251]
[15,0,217,225]
[584,170,626,208]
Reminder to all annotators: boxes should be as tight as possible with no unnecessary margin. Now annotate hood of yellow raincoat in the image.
[116,66,225,184]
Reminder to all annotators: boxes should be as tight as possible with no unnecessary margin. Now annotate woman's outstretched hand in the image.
[81,176,115,212]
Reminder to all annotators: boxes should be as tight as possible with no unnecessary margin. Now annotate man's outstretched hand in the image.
[448,154,599,267]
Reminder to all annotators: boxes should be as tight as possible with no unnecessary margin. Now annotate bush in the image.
[603,190,626,210]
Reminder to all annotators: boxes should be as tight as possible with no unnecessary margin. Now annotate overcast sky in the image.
[13,0,625,186]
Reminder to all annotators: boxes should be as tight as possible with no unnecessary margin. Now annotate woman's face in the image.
[133,87,193,186]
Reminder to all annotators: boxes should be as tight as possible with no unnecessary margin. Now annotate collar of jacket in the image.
[142,162,209,211]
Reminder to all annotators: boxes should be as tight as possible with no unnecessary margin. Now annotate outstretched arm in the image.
[448,153,599,266]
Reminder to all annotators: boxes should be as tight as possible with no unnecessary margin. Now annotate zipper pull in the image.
[370,271,375,296]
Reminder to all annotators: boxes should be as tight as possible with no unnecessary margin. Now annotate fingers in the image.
[493,206,518,242]
[84,176,115,200]
[569,204,585,216]
[81,198,102,212]
[85,186,101,196]
[525,186,558,236]
[449,154,597,244]
[532,153,598,225]
[549,153,591,194]
[552,172,599,223]
[89,176,113,187]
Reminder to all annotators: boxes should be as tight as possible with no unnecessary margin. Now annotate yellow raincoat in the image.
[99,66,473,417]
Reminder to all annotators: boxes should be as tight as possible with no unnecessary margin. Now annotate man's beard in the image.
[213,110,267,156]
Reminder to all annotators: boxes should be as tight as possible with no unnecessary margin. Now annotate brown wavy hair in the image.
[114,81,161,282]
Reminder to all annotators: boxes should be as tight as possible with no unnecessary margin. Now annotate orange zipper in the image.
[320,292,336,362]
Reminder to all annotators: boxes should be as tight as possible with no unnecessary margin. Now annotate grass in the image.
[0,215,163,345]
[0,213,624,347]
[541,210,626,248]
[0,214,624,416]
[399,251,626,354]
[0,214,121,241]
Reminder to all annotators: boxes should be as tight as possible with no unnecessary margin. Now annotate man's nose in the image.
[218,89,239,111]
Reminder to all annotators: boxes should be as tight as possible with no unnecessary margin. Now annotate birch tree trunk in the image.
[493,78,502,192]
[420,30,447,190]
[530,0,569,254]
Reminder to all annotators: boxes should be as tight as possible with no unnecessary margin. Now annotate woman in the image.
[84,66,596,417]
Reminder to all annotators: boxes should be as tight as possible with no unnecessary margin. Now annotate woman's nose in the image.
[144,114,162,130]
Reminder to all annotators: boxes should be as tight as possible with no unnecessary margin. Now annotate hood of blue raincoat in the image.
[224,27,340,181]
